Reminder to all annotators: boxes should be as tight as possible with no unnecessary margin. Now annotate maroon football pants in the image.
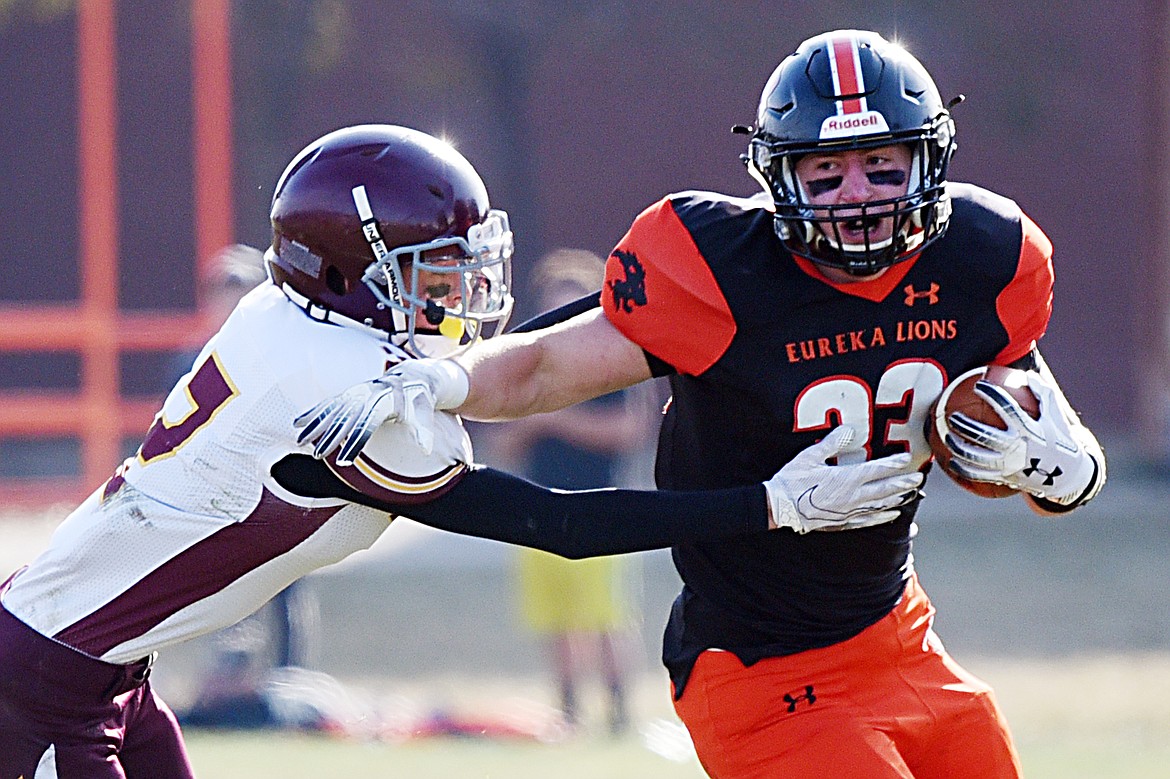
[0,597,194,778]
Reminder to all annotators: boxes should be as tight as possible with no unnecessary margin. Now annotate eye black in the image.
[868,170,906,187]
[806,177,842,197]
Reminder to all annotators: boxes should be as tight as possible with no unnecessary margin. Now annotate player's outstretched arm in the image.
[273,423,922,558]
[271,452,768,556]
[455,307,651,421]
[391,466,769,557]
[295,309,651,465]
[405,428,921,556]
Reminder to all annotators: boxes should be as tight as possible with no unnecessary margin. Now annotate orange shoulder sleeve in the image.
[993,211,1053,364]
[600,198,736,375]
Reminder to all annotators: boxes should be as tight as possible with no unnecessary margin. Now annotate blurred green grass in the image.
[184,653,1170,779]
[184,727,1170,779]
[186,731,708,779]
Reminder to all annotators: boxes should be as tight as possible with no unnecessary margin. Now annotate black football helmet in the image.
[267,124,513,355]
[745,30,957,275]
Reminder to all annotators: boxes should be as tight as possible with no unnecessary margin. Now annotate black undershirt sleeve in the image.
[271,454,768,558]
[507,291,600,333]
[507,290,676,378]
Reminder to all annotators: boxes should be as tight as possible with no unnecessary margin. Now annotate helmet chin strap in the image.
[278,281,405,342]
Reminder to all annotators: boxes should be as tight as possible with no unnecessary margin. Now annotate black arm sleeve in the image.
[507,291,601,333]
[271,455,768,558]
[400,465,766,557]
[508,289,675,376]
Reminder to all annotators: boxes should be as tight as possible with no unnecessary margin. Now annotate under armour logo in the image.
[607,249,647,313]
[903,282,940,306]
[783,685,817,712]
[1022,458,1063,486]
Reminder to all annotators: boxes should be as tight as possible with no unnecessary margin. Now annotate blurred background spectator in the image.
[483,249,661,736]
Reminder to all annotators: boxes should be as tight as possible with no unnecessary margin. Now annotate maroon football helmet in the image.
[267,124,513,353]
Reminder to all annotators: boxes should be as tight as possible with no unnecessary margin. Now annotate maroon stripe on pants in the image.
[54,489,344,657]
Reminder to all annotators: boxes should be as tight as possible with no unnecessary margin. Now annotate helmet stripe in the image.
[351,185,389,262]
[828,36,867,115]
[351,184,406,319]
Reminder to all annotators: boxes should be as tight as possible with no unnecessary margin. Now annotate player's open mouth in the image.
[844,216,883,233]
[840,219,887,243]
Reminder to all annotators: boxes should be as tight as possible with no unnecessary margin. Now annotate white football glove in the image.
[294,358,469,464]
[943,372,1102,506]
[764,426,924,533]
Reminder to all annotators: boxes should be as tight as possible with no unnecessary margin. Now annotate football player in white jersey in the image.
[0,124,921,777]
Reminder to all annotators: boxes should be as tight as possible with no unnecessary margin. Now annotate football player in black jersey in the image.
[302,30,1105,779]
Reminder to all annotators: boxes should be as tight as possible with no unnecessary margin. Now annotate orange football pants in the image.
[673,575,1022,779]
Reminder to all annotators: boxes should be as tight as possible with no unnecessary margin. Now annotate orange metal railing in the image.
[0,0,233,506]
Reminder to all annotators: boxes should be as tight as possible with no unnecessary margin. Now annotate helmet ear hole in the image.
[325,265,348,296]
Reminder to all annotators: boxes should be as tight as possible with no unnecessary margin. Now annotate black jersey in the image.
[601,183,1053,695]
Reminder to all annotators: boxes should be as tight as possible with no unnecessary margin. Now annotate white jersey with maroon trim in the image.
[1,282,471,664]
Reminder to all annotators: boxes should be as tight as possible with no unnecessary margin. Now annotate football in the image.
[926,365,1040,498]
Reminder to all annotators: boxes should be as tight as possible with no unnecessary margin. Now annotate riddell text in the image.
[824,115,882,132]
[785,319,958,363]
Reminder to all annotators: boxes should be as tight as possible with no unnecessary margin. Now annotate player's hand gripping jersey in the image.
[600,184,1055,695]
[0,283,468,663]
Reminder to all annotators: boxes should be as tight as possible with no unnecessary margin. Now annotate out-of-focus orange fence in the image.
[0,0,233,506]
